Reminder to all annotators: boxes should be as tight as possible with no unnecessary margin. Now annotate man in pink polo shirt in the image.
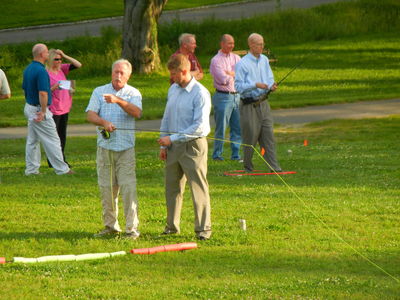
[170,33,203,84]
[210,34,242,161]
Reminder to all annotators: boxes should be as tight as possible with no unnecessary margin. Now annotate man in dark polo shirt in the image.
[22,43,72,175]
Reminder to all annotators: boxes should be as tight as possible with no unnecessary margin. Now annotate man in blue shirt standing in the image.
[86,59,142,240]
[235,33,282,173]
[158,54,212,240]
[22,43,72,175]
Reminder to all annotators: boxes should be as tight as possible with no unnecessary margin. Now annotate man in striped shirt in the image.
[210,34,242,162]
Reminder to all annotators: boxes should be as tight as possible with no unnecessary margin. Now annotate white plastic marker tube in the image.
[12,251,126,264]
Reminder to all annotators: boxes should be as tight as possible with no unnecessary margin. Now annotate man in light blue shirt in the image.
[158,54,212,240]
[235,33,282,172]
[86,59,142,240]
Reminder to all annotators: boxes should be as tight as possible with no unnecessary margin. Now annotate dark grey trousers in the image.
[239,100,281,171]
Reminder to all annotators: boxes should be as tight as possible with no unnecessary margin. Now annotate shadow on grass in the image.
[0,231,93,240]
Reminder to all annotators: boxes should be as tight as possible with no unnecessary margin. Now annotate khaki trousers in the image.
[164,137,212,239]
[240,100,281,171]
[96,146,139,234]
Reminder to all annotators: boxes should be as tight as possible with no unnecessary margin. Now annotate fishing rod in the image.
[99,127,206,141]
[252,52,311,107]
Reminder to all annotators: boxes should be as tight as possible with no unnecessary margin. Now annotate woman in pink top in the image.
[47,49,82,168]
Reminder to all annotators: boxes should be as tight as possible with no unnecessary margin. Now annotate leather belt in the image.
[241,93,269,106]
[216,90,238,94]
[240,97,258,105]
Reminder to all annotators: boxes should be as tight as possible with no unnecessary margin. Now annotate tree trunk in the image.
[122,0,167,74]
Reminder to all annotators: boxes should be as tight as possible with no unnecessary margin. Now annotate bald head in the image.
[221,34,233,43]
[248,33,264,57]
[32,43,49,63]
[220,34,235,54]
[32,44,47,58]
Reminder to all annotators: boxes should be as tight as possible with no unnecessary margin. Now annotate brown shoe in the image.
[124,232,140,240]
[94,227,121,238]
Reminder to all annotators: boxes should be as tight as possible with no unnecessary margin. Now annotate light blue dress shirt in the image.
[160,77,211,143]
[234,53,275,99]
[86,83,142,151]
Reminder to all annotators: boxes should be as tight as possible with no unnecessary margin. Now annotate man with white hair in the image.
[22,43,72,175]
[170,33,203,83]
[86,59,142,240]
[235,33,282,173]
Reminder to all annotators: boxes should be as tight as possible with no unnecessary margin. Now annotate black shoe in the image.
[162,229,178,235]
[198,236,209,241]
[94,227,121,238]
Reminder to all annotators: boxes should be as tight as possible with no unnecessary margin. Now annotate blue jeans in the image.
[212,92,242,160]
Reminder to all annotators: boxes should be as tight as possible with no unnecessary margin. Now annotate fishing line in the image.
[99,126,399,283]
[252,146,399,283]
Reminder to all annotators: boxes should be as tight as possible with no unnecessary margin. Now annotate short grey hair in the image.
[112,59,132,75]
[179,33,196,46]
[32,43,47,58]
[248,33,263,45]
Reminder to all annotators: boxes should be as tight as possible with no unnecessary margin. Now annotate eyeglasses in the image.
[54,58,62,61]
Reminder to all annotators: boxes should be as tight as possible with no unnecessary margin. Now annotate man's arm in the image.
[192,55,204,81]
[235,62,256,94]
[33,91,48,122]
[87,110,115,132]
[191,68,203,81]
[210,57,232,86]
[0,93,10,100]
[0,71,11,99]
[103,94,142,118]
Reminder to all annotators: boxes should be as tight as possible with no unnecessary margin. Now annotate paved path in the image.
[0,0,350,44]
[1,99,398,139]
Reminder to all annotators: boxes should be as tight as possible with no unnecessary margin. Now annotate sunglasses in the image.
[54,58,62,61]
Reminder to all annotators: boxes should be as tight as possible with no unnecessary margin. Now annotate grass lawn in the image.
[0,117,399,298]
[1,32,399,127]
[0,0,259,30]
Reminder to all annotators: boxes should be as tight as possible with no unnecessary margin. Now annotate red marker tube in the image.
[130,242,197,255]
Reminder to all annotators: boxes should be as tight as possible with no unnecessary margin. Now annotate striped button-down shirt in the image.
[86,83,142,151]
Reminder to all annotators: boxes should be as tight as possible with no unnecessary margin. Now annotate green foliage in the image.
[0,0,253,29]
[158,0,400,55]
[1,32,399,127]
[0,117,399,298]
[0,0,399,127]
